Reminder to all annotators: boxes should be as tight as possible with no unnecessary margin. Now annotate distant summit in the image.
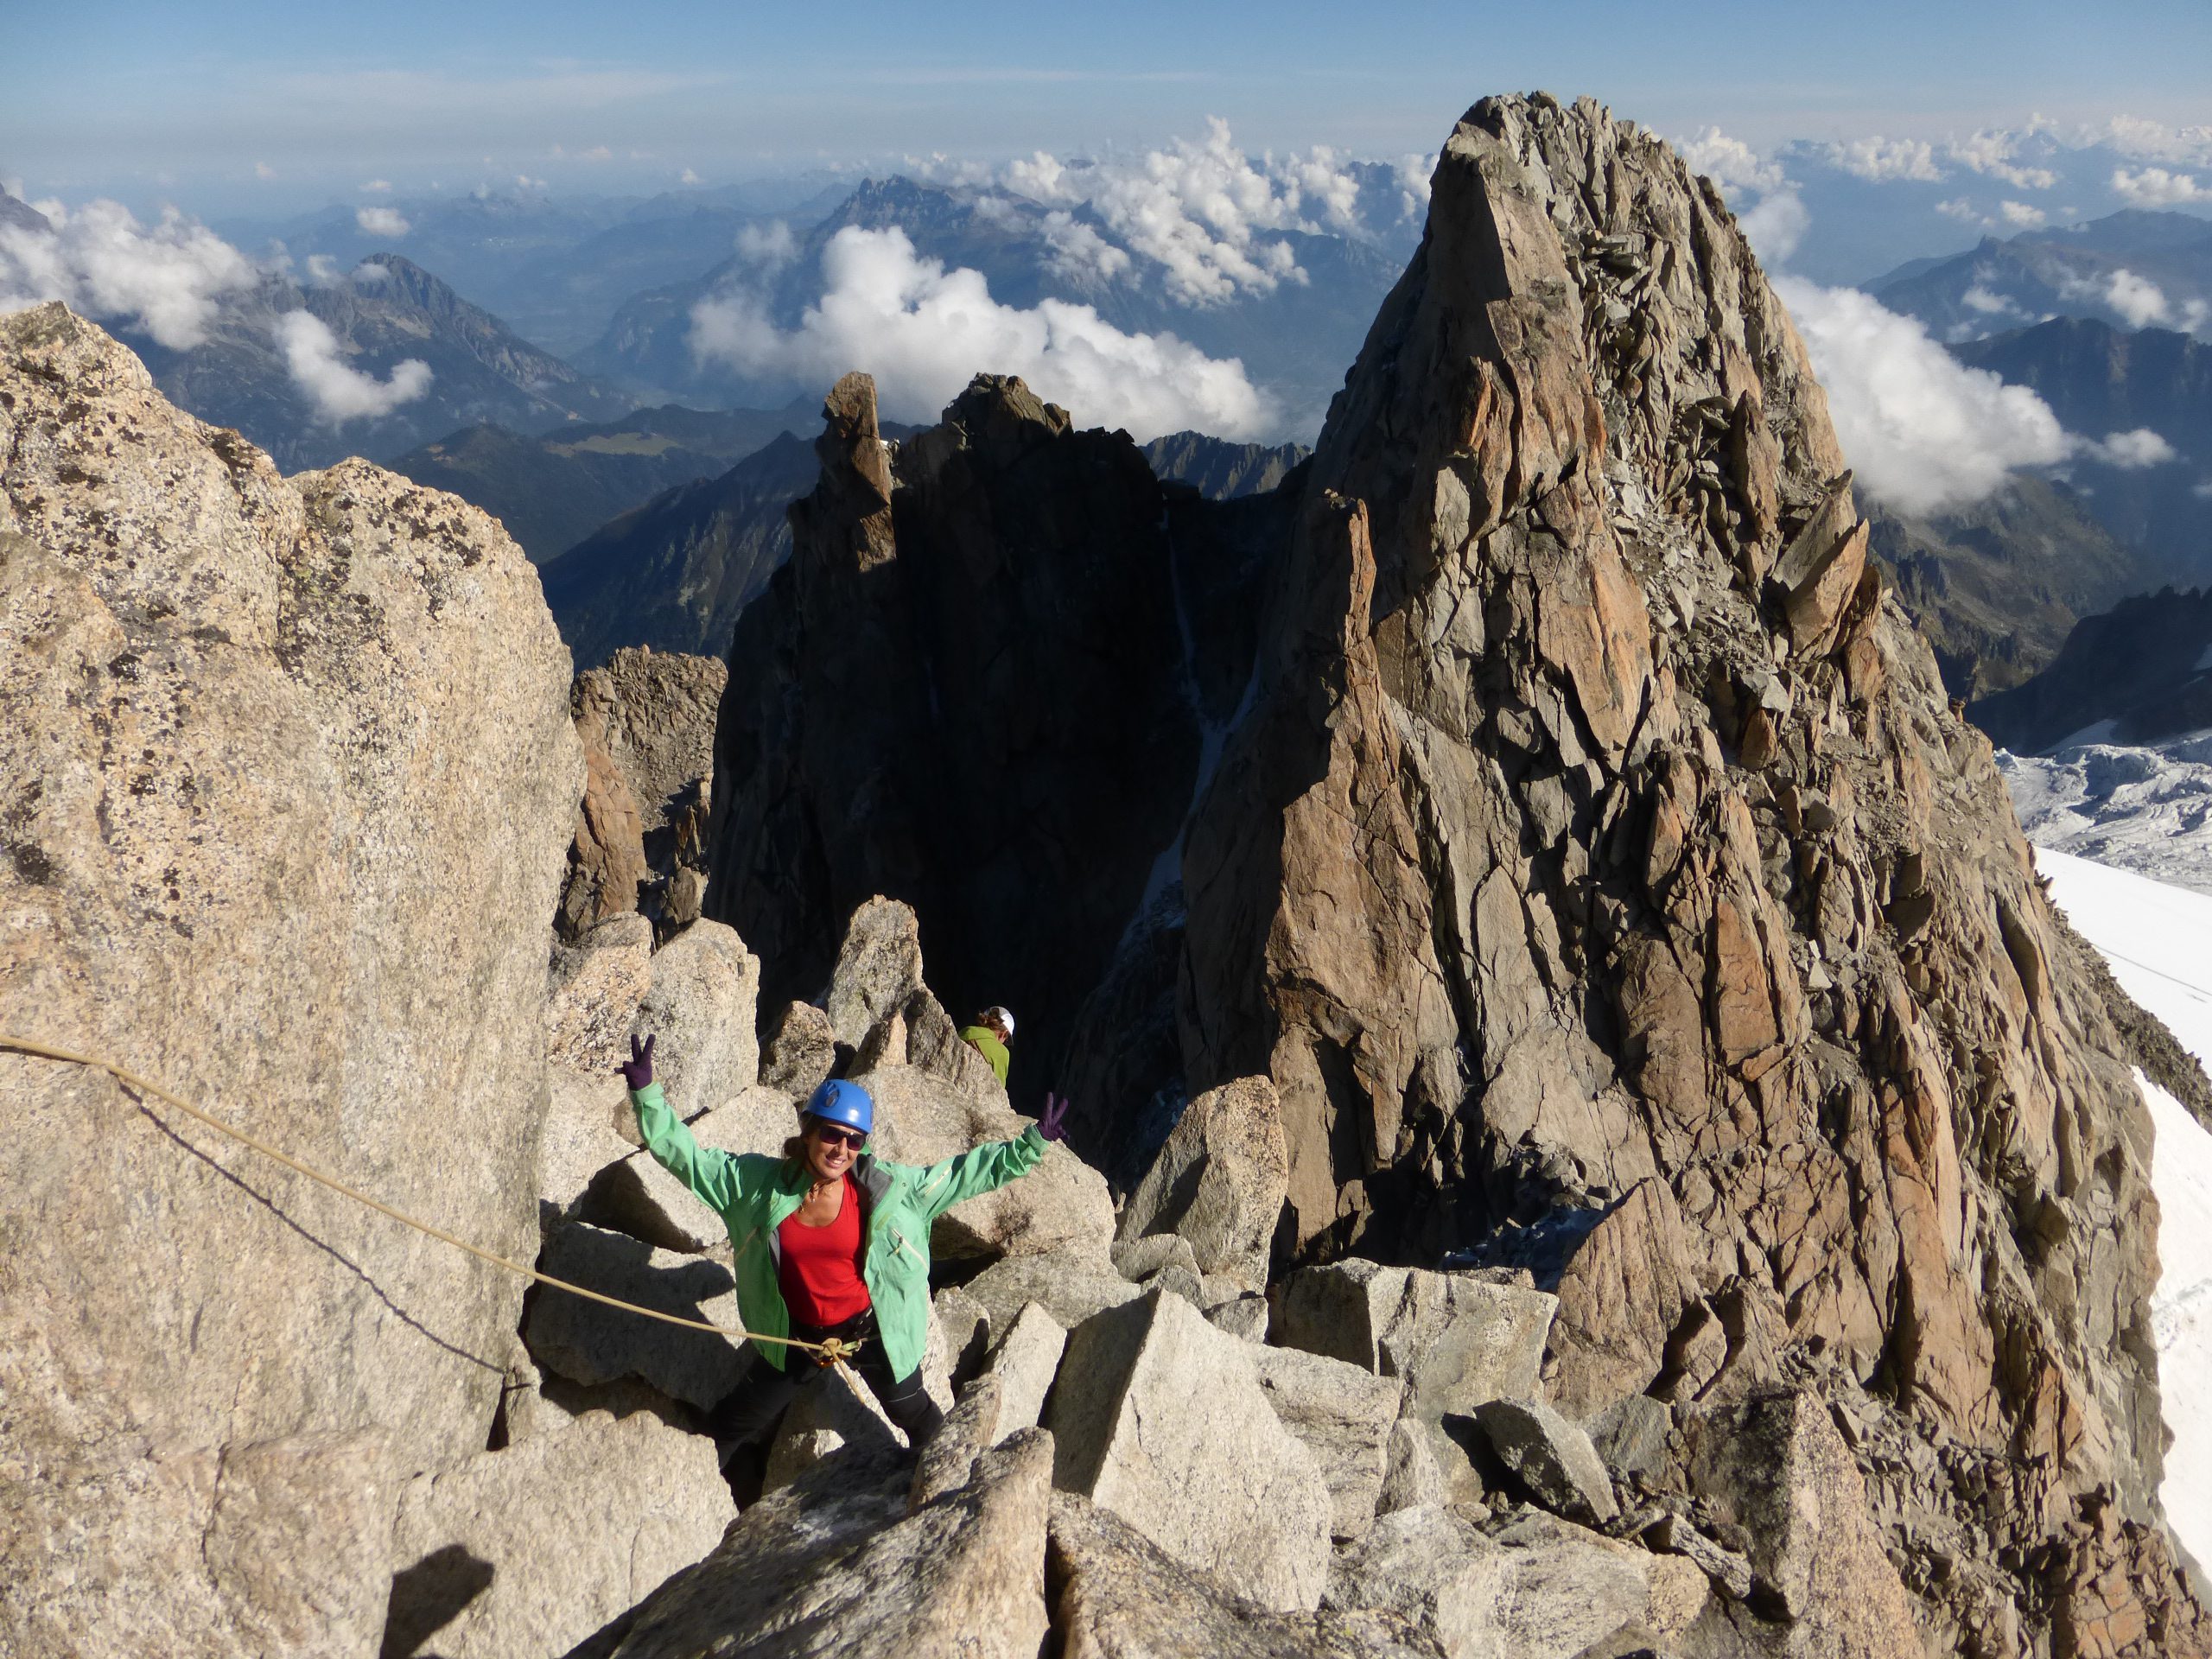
[1952,315,2212,582]
[1872,207,2212,343]
[1141,431,1310,499]
[126,253,635,472]
[0,186,51,235]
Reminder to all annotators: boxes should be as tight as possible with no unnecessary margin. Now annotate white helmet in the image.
[982,1006,1014,1038]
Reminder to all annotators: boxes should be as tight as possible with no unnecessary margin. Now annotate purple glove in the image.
[617,1033,655,1092]
[1036,1092,1071,1141]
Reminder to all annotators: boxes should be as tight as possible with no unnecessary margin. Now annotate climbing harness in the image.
[0,1035,859,1366]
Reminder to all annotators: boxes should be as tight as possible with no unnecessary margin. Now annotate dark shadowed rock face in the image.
[1971,586,2212,754]
[702,94,2203,1650]
[704,372,1285,1107]
[543,432,823,669]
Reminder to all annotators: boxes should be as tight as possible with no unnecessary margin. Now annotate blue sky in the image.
[7,0,2209,209]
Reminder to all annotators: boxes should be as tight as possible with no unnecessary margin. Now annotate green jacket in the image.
[958,1027,1011,1086]
[630,1081,1044,1379]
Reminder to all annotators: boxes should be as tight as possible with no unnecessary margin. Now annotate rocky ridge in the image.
[701,93,2211,1654]
[5,88,2210,1659]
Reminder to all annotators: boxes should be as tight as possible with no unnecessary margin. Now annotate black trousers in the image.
[703,1310,944,1459]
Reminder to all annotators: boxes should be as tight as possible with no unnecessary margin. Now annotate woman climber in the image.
[615,1033,1069,1477]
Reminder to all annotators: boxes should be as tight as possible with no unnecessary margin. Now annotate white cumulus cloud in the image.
[1738,190,1808,263]
[2113,167,2208,207]
[1948,129,2056,190]
[276,310,431,423]
[1275,145,1363,235]
[2099,116,2212,167]
[1825,137,1945,183]
[355,205,410,238]
[734,219,796,269]
[1999,200,2046,228]
[679,167,702,186]
[1961,282,2028,321]
[688,225,1272,442]
[1080,120,1308,305]
[1775,276,2071,514]
[1001,120,1371,308]
[1004,151,1076,204]
[2062,267,2177,327]
[1394,153,1435,219]
[2078,428,2178,468]
[0,199,257,348]
[1678,127,1787,198]
[360,179,392,194]
[1041,211,1131,289]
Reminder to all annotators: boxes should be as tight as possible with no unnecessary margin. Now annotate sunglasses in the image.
[810,1123,868,1150]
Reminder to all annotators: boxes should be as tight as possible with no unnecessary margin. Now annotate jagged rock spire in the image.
[1171,91,2200,1650]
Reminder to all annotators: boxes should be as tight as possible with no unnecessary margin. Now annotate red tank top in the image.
[777,1174,871,1326]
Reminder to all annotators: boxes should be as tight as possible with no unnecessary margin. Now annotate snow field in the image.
[2035,847,2212,1570]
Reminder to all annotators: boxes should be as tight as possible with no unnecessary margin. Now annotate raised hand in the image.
[617,1033,656,1092]
[1036,1091,1071,1141]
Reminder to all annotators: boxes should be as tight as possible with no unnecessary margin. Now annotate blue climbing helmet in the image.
[804,1078,874,1136]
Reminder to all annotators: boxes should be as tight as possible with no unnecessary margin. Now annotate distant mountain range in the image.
[31,177,2204,695]
[1952,316,2211,582]
[1974,587,2212,754]
[218,179,853,359]
[1141,431,1309,499]
[386,399,817,563]
[579,175,1413,435]
[123,255,637,472]
[1870,474,2150,698]
[1872,209,2212,343]
[542,432,824,668]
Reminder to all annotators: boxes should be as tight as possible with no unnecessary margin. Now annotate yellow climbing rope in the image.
[1,1035,855,1363]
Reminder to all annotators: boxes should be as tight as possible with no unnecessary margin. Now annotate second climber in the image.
[957,1005,1015,1086]
[615,1033,1066,1475]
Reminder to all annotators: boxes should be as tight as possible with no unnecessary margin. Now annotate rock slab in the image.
[1049,1491,1446,1659]
[523,1222,744,1410]
[1473,1397,1620,1526]
[1046,1287,1333,1611]
[385,1400,728,1659]
[1117,1074,1289,1290]
[0,304,581,1656]
[1249,1344,1405,1541]
[607,1431,1055,1659]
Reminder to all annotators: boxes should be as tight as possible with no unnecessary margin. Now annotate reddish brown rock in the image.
[1541,1179,1696,1419]
[694,92,2204,1651]
[559,739,649,938]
